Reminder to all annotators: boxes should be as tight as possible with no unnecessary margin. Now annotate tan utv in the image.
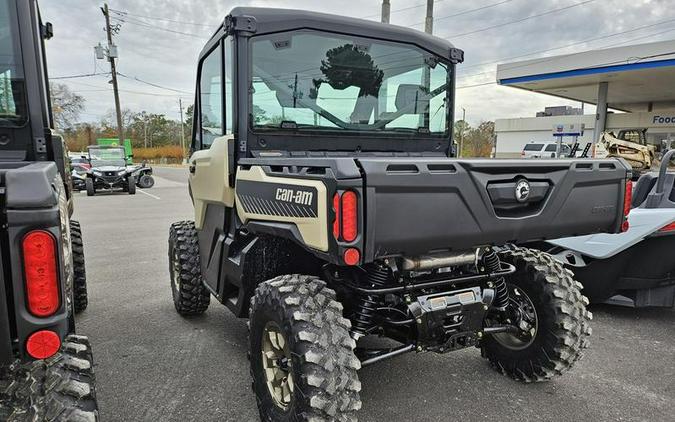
[595,128,656,172]
[168,7,632,421]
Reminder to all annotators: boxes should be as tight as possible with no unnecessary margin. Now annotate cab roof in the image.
[206,7,463,63]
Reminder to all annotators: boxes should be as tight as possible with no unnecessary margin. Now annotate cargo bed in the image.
[359,157,631,259]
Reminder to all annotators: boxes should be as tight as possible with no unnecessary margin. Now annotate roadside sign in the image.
[552,123,585,137]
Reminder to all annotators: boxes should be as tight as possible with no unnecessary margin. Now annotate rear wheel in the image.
[168,221,210,315]
[481,247,592,382]
[249,275,362,421]
[85,178,95,196]
[138,174,154,188]
[127,176,136,195]
[70,220,88,313]
[0,335,99,421]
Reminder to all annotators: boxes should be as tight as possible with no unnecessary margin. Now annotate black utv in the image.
[85,145,136,196]
[0,0,97,419]
[169,7,631,421]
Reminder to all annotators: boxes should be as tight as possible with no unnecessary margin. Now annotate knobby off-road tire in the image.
[481,247,592,382]
[249,275,362,421]
[127,176,136,195]
[0,335,99,421]
[70,220,88,313]
[138,174,154,189]
[168,220,210,315]
[85,178,95,197]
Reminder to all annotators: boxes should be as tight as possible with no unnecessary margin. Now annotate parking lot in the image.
[73,167,675,422]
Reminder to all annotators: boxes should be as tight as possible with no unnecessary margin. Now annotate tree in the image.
[50,83,84,129]
[317,44,383,98]
[463,121,495,158]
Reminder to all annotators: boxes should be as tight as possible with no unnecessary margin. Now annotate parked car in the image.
[69,154,91,170]
[521,141,572,158]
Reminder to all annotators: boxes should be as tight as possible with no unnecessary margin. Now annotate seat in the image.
[631,173,657,208]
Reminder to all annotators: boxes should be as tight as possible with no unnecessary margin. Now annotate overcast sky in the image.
[41,0,673,125]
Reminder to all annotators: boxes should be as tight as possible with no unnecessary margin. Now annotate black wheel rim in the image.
[492,284,538,350]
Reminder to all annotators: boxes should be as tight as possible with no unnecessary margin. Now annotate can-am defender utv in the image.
[0,0,97,419]
[538,149,675,308]
[168,8,631,421]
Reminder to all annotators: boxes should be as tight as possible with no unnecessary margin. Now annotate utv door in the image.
[189,38,235,294]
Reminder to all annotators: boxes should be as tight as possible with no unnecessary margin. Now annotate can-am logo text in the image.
[275,188,313,206]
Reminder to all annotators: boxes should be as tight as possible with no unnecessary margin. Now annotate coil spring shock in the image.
[351,264,391,338]
[483,249,510,310]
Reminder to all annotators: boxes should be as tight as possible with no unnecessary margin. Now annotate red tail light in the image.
[23,230,60,317]
[621,180,632,232]
[26,330,61,359]
[341,191,358,242]
[660,222,675,233]
[333,193,340,239]
[343,248,360,266]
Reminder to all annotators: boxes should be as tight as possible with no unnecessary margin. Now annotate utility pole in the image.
[381,0,390,24]
[420,0,434,128]
[101,3,124,146]
[458,107,466,158]
[424,0,434,34]
[378,1,391,121]
[179,98,186,161]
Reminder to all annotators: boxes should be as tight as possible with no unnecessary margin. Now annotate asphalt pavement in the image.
[73,166,675,422]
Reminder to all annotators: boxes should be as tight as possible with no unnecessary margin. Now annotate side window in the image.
[199,44,223,149]
[545,144,557,152]
[224,39,234,135]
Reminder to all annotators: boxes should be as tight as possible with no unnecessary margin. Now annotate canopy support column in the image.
[593,82,608,143]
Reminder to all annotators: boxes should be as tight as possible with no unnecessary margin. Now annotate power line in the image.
[360,0,447,19]
[116,72,192,94]
[110,16,206,38]
[443,0,597,39]
[51,72,109,80]
[109,8,214,27]
[456,17,675,76]
[457,26,675,81]
[406,0,516,28]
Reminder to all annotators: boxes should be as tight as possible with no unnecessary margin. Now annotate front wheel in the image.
[168,221,209,315]
[481,247,592,382]
[249,275,362,421]
[127,176,136,195]
[85,178,95,196]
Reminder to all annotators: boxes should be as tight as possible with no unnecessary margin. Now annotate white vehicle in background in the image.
[521,141,572,158]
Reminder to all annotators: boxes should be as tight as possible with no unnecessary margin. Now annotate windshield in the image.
[0,0,27,127]
[250,30,450,137]
[88,148,126,167]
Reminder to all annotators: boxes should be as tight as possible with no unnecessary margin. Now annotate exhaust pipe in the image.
[401,249,480,271]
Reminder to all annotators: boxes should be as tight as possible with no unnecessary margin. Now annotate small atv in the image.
[86,145,136,196]
[540,149,675,307]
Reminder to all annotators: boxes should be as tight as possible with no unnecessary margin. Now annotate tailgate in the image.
[358,157,630,259]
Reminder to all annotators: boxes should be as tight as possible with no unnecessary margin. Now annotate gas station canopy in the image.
[496,39,675,112]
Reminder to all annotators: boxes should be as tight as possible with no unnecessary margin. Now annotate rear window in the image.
[524,143,544,151]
